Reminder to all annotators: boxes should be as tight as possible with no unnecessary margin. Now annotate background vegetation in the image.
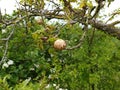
[0,0,120,90]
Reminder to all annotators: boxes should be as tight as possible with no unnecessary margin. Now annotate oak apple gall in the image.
[37,19,43,25]
[54,39,66,50]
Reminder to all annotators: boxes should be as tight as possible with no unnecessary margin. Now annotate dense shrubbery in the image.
[0,21,120,89]
[0,0,120,89]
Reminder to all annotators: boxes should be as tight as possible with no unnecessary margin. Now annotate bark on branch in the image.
[89,19,120,39]
[1,8,120,40]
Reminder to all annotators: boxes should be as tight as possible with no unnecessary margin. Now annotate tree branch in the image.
[1,3,120,41]
[66,30,87,50]
[0,27,15,65]
[107,21,120,26]
[89,19,120,39]
[91,0,105,19]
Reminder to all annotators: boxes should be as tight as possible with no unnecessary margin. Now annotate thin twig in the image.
[66,30,87,50]
[0,27,14,65]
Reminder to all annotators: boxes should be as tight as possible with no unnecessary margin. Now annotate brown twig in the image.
[91,0,105,19]
[66,30,87,50]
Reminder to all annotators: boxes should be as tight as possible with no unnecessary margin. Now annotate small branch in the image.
[0,27,14,65]
[107,21,120,26]
[91,0,105,19]
[50,0,60,7]
[63,0,74,12]
[66,30,87,50]
[1,15,29,29]
[0,46,3,48]
[0,38,8,41]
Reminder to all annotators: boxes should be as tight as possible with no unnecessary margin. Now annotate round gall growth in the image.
[54,39,66,50]
[37,19,43,25]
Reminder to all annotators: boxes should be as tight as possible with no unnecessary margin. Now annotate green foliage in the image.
[0,4,120,89]
[0,75,12,90]
[0,21,120,89]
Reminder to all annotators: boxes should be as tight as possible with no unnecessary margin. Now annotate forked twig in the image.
[66,30,87,50]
